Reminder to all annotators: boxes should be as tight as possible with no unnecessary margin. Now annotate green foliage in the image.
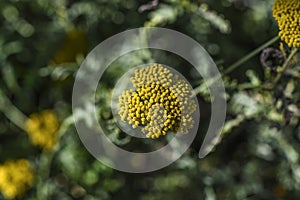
[1,0,300,200]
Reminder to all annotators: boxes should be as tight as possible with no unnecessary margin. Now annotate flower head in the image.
[118,64,197,139]
[25,110,60,151]
[0,159,34,199]
[273,0,300,47]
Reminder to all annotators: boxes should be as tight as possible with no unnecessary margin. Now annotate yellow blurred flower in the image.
[25,110,60,151]
[51,28,88,64]
[273,0,300,48]
[0,159,34,199]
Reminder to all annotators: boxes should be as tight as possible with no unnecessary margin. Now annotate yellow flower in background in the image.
[273,0,300,48]
[51,28,88,64]
[25,110,60,151]
[0,159,34,199]
[118,64,196,139]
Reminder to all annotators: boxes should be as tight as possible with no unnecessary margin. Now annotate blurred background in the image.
[1,0,300,199]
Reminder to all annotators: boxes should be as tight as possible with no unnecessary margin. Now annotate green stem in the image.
[57,116,73,143]
[0,88,27,130]
[224,36,279,74]
[36,152,55,200]
[271,47,298,87]
[193,36,280,95]
[35,116,73,199]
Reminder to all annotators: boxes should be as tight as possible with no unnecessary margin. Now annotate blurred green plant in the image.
[0,0,300,200]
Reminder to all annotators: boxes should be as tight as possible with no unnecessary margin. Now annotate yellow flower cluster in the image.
[118,64,196,139]
[51,28,88,64]
[273,0,300,47]
[0,159,34,199]
[25,110,60,151]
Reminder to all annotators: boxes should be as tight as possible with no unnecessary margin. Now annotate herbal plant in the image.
[0,0,299,199]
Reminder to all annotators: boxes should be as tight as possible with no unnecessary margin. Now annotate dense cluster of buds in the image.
[118,64,197,139]
[273,0,300,48]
